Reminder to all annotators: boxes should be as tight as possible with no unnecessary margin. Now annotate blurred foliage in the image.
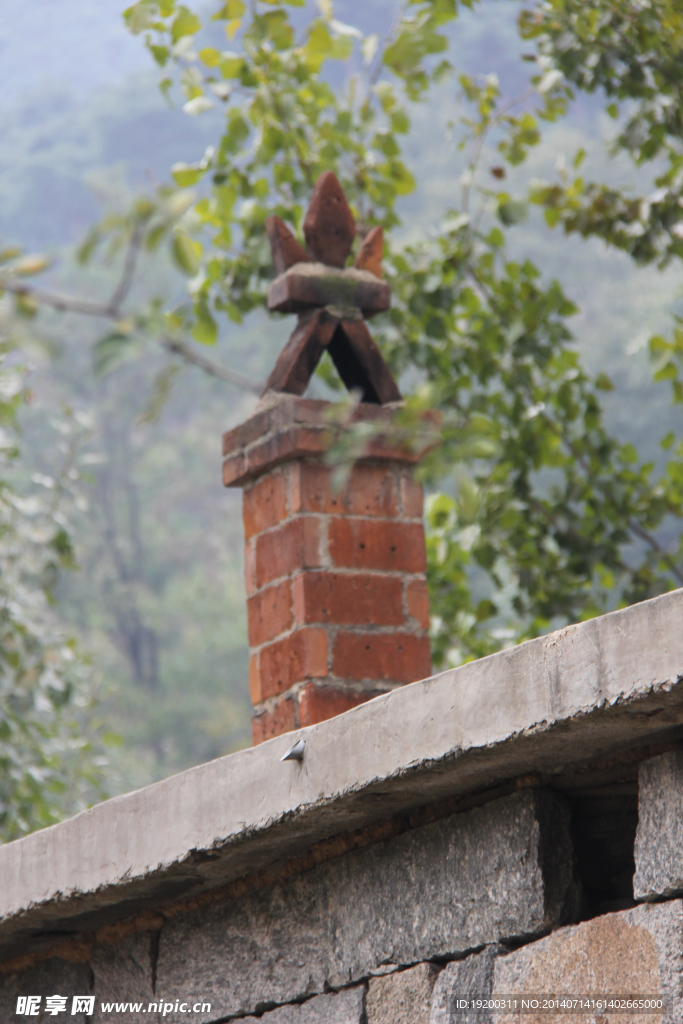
[0,341,106,840]
[1,0,683,814]
[103,0,683,667]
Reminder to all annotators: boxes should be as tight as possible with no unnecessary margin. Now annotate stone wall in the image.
[4,755,683,1023]
[3,592,683,1023]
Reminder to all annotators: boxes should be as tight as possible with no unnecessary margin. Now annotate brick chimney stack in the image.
[223,173,433,745]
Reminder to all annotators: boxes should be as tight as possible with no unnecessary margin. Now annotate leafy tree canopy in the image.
[0,340,106,840]
[2,0,683,686]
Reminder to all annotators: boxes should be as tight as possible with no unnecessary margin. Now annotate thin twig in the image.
[0,276,115,317]
[160,336,263,393]
[106,217,149,316]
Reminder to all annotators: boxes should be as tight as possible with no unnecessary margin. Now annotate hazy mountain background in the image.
[1,0,680,795]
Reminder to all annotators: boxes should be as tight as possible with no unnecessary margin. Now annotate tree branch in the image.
[0,266,264,395]
[160,336,263,393]
[106,217,149,316]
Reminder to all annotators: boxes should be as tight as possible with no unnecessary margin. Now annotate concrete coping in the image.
[3,588,683,958]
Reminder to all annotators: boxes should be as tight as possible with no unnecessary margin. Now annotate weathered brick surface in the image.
[92,932,158,1024]
[332,632,432,683]
[243,471,288,540]
[298,683,377,727]
[328,518,427,573]
[230,396,432,737]
[240,987,365,1024]
[430,946,501,1024]
[400,473,424,518]
[293,572,404,627]
[247,581,293,647]
[367,963,437,1024]
[155,790,579,1022]
[244,538,256,597]
[289,462,400,518]
[255,517,321,589]
[492,900,683,1024]
[406,578,431,629]
[0,959,93,1023]
[259,629,328,699]
[252,696,296,745]
[634,751,683,901]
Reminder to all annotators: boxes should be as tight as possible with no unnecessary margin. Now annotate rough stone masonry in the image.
[2,589,683,1022]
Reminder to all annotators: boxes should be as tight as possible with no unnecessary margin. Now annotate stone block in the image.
[634,751,683,901]
[0,958,93,1023]
[430,946,502,1024]
[240,986,365,1024]
[367,963,437,1024]
[155,789,579,1022]
[92,931,158,1024]
[492,900,683,1024]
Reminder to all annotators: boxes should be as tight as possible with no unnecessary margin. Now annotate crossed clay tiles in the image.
[263,171,401,405]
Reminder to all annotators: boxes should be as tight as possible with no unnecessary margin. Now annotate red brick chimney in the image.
[222,173,433,745]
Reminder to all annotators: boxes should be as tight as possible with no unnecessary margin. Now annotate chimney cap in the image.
[263,173,400,406]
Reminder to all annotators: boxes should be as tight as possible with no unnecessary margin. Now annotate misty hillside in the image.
[1,0,680,794]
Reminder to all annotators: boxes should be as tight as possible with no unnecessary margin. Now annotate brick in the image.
[222,451,247,487]
[245,425,328,480]
[244,538,256,596]
[328,518,427,573]
[634,751,683,901]
[259,629,328,699]
[247,580,293,647]
[332,632,432,683]
[222,406,273,457]
[293,572,404,627]
[289,462,399,518]
[242,471,288,540]
[400,472,424,519]
[251,697,297,745]
[367,963,437,1024]
[406,578,430,630]
[255,517,321,589]
[249,654,261,704]
[298,683,376,727]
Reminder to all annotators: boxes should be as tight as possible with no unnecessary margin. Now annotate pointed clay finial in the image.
[266,216,311,276]
[354,226,384,279]
[302,171,356,268]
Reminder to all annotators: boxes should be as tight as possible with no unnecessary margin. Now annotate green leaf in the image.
[191,297,218,345]
[92,333,135,377]
[198,47,221,67]
[497,200,527,226]
[171,162,205,187]
[171,6,201,42]
[212,0,245,18]
[149,44,170,66]
[172,231,201,275]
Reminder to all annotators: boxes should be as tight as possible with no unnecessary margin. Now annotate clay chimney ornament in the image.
[263,171,401,405]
